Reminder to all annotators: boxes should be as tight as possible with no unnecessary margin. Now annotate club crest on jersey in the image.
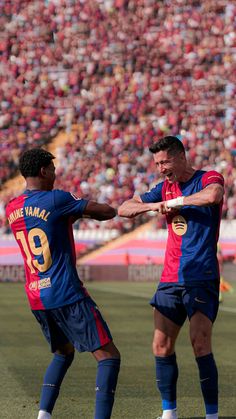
[70,193,82,200]
[172,215,187,236]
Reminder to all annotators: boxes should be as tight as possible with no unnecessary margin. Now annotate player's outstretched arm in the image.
[83,201,116,220]
[118,195,164,218]
[179,184,224,208]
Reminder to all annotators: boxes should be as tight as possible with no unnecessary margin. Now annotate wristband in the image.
[166,196,184,208]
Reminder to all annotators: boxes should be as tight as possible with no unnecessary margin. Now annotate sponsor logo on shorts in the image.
[172,215,187,236]
[194,297,206,304]
[29,277,51,291]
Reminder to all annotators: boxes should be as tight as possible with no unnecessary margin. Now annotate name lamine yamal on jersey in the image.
[8,206,50,225]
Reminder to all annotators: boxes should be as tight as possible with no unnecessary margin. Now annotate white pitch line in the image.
[87,284,236,314]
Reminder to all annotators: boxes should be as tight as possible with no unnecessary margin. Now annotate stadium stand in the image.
[0,0,235,242]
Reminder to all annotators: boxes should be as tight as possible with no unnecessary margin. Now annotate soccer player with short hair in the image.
[118,136,224,419]
[6,148,120,419]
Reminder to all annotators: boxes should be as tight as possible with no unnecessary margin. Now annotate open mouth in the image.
[166,172,173,180]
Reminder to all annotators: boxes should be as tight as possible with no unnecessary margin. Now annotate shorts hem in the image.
[150,303,184,326]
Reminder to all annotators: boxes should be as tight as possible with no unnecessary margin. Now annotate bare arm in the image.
[83,201,116,220]
[118,195,165,218]
[119,184,224,218]
[181,184,224,207]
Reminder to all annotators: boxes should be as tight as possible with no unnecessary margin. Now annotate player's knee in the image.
[94,342,120,361]
[107,345,120,360]
[191,334,211,357]
[152,340,173,357]
[55,342,75,357]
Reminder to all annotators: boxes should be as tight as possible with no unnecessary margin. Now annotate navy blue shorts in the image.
[150,281,220,326]
[32,297,112,353]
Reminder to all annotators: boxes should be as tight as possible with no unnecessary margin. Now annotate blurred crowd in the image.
[0,0,235,234]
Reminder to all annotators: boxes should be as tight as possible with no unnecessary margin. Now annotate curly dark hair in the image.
[19,148,55,178]
[149,135,185,156]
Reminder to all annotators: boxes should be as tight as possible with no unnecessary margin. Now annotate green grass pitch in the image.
[0,281,236,418]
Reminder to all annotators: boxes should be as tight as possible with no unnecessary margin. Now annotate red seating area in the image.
[0,0,235,235]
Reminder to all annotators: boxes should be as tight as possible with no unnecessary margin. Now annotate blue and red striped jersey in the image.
[6,189,89,310]
[141,170,224,283]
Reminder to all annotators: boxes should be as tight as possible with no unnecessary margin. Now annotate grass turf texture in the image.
[0,281,236,419]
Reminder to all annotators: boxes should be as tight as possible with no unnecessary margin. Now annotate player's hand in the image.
[149,202,173,214]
